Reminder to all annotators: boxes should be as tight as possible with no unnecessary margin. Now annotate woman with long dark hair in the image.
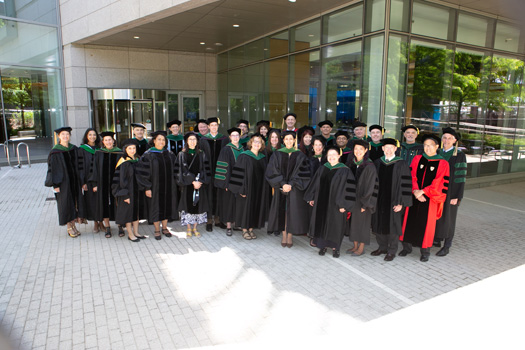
[77,128,101,232]
[263,128,282,158]
[256,120,270,142]
[90,132,123,238]
[137,131,179,240]
[176,132,210,237]
[45,127,82,237]
[298,126,314,156]
[112,139,147,242]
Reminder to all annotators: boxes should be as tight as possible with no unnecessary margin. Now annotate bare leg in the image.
[153,221,161,238]
[132,221,140,237]
[125,222,134,239]
[354,242,365,255]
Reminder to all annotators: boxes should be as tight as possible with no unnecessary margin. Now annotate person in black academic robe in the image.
[112,139,147,242]
[77,128,100,232]
[345,140,378,256]
[130,123,149,156]
[214,127,244,236]
[199,117,229,231]
[263,128,283,236]
[166,120,184,156]
[371,138,413,261]
[304,146,356,257]
[318,120,335,147]
[400,134,450,262]
[89,132,123,238]
[398,124,423,167]
[265,130,311,248]
[334,130,352,164]
[308,136,326,178]
[136,131,179,240]
[176,132,211,237]
[298,126,314,156]
[229,135,269,240]
[368,125,385,162]
[434,127,467,256]
[45,127,82,237]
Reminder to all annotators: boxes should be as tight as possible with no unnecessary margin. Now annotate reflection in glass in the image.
[411,1,452,40]
[183,97,200,133]
[228,46,245,70]
[384,35,409,139]
[365,0,385,33]
[115,101,130,146]
[288,51,320,127]
[269,31,288,58]
[494,22,521,53]
[218,53,228,72]
[265,58,288,126]
[244,63,264,124]
[362,35,384,126]
[245,38,267,65]
[0,20,60,67]
[457,13,489,47]
[0,0,57,25]
[291,20,320,52]
[321,41,361,129]
[323,5,363,44]
[168,93,179,121]
[390,0,410,32]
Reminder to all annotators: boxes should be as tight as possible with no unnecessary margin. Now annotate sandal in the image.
[154,231,161,240]
[248,229,256,239]
[193,228,200,237]
[73,225,81,236]
[242,231,252,240]
[118,225,125,237]
[162,228,172,238]
[186,229,192,237]
[226,228,232,236]
[67,226,79,238]
[105,227,112,238]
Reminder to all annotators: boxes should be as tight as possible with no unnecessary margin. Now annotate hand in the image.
[393,205,403,212]
[339,208,345,213]
[82,184,88,191]
[417,195,427,202]
[225,188,228,191]
[282,184,292,192]
[309,201,314,207]
[361,208,365,213]
[54,187,60,193]
[193,181,202,189]
[145,190,152,198]
[93,186,97,192]
[124,198,130,204]
[413,189,424,198]
[450,198,459,205]
[240,194,247,198]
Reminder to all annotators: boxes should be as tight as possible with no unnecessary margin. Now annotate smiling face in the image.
[327,149,340,165]
[102,136,114,149]
[209,122,219,134]
[336,135,348,148]
[283,134,295,148]
[229,131,240,145]
[353,144,366,161]
[313,139,324,155]
[126,145,137,158]
[285,116,296,129]
[133,127,144,140]
[303,134,312,146]
[270,132,280,148]
[238,123,248,135]
[250,136,263,153]
[198,122,209,135]
[187,135,197,149]
[404,129,417,143]
[58,131,70,145]
[423,139,439,157]
[353,126,366,139]
[153,135,166,149]
[87,130,97,145]
[382,144,397,158]
[320,124,332,136]
[259,125,268,137]
[442,133,456,150]
[169,124,180,135]
[370,129,382,143]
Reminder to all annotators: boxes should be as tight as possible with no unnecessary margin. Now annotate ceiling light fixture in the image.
[215,43,223,46]
[133,36,140,39]
[233,24,240,27]
[200,42,206,45]
[289,0,296,2]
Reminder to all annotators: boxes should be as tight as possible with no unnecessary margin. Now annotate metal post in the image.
[16,142,31,168]
[2,141,12,167]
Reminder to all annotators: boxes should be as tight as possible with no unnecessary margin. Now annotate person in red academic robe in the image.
[400,134,449,262]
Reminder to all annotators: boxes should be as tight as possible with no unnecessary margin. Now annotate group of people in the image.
[46,112,466,262]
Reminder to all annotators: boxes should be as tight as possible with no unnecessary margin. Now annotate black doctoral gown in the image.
[398,142,424,169]
[134,138,150,157]
[45,144,82,225]
[89,148,123,222]
[346,156,378,244]
[369,142,384,162]
[137,148,179,223]
[372,157,413,237]
[304,163,356,249]
[228,151,269,229]
[176,150,211,214]
[77,144,98,220]
[200,133,229,216]
[265,149,311,234]
[214,143,244,223]
[112,158,145,225]
[167,134,184,156]
[435,149,467,240]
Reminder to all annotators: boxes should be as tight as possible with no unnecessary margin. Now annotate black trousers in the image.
[376,233,399,255]
[402,242,430,257]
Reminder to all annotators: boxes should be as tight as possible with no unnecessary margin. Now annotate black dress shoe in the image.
[319,248,327,256]
[128,237,140,242]
[436,247,449,256]
[333,250,340,258]
[273,231,280,236]
[216,222,227,229]
[371,249,387,256]
[398,249,410,256]
[384,253,395,261]
[433,241,442,247]
[420,255,429,262]
[206,224,213,232]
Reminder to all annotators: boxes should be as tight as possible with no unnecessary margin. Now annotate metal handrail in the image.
[1,141,12,167]
[16,142,31,168]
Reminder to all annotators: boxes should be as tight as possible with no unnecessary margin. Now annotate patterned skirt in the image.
[180,211,207,225]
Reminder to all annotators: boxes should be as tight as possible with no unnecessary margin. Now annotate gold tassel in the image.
[218,117,221,125]
[281,119,284,130]
[396,139,400,148]
[382,128,384,136]
[270,121,272,128]
[294,136,298,150]
[54,132,57,145]
[339,148,342,156]
[440,139,443,149]
[416,127,420,135]
[453,140,458,156]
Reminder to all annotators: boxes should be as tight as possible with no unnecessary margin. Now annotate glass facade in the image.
[0,0,63,162]
[217,0,525,178]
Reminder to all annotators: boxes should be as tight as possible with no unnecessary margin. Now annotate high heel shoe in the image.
[192,228,200,237]
[135,235,147,239]
[162,228,172,238]
[67,226,79,238]
[128,236,140,242]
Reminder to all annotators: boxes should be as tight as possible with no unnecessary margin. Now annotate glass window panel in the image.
[228,46,244,69]
[323,5,363,44]
[244,63,265,125]
[244,38,266,65]
[0,0,57,25]
[1,65,63,159]
[288,50,320,127]
[390,0,410,32]
[321,41,361,130]
[494,22,521,53]
[362,35,384,126]
[168,93,179,121]
[227,68,244,125]
[217,72,228,122]
[405,40,453,137]
[457,13,489,47]
[268,31,288,58]
[411,1,452,40]
[265,57,288,127]
[512,67,525,173]
[0,19,59,67]
[365,0,385,33]
[218,53,228,71]
[290,20,320,52]
[384,35,409,139]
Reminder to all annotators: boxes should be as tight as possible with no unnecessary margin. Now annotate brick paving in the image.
[0,164,524,349]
